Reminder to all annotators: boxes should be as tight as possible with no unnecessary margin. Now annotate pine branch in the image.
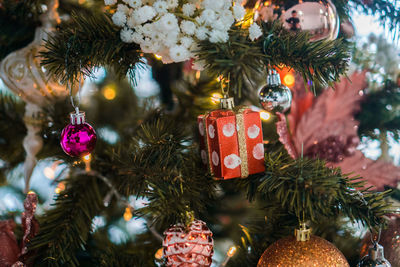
[29,172,107,267]
[238,152,392,228]
[196,21,350,97]
[40,11,142,84]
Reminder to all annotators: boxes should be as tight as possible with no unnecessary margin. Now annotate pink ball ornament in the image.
[60,109,96,157]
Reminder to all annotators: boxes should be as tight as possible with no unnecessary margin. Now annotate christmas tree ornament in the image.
[163,219,214,266]
[0,0,77,193]
[60,108,97,157]
[198,96,265,180]
[0,192,39,266]
[255,0,339,42]
[361,216,400,266]
[358,243,391,267]
[258,69,292,113]
[257,223,349,267]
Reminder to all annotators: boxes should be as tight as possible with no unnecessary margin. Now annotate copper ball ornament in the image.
[255,0,339,42]
[257,235,349,267]
[163,219,214,266]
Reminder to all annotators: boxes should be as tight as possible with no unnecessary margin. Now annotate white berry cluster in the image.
[105,0,263,63]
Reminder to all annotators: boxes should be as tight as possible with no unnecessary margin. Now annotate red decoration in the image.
[198,106,265,179]
[163,219,214,267]
[0,192,39,267]
[276,71,400,189]
[0,220,19,267]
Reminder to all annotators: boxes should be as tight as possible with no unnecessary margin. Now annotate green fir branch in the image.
[196,21,350,97]
[40,11,142,84]
[239,152,392,228]
[30,172,107,267]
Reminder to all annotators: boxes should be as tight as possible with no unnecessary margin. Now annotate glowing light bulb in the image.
[260,111,271,121]
[83,154,91,162]
[102,85,116,100]
[44,167,55,179]
[195,71,201,80]
[283,73,295,87]
[211,93,223,104]
[123,206,133,221]
[154,54,162,60]
[27,190,36,195]
[155,248,163,260]
[227,246,237,257]
[55,182,65,194]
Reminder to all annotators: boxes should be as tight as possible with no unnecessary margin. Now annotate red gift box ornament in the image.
[198,96,265,179]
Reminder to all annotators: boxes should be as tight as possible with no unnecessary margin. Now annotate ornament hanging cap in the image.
[220,95,235,109]
[266,69,282,86]
[70,107,85,125]
[369,243,386,262]
[295,222,311,242]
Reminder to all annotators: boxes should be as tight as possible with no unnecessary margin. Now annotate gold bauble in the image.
[257,235,349,267]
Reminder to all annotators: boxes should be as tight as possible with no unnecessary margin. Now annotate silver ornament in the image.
[256,0,339,42]
[358,243,392,267]
[258,70,292,113]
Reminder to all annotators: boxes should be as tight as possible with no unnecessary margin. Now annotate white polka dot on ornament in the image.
[247,124,260,139]
[201,150,207,164]
[222,123,235,137]
[199,121,204,136]
[212,151,219,166]
[253,143,264,160]
[208,124,215,139]
[224,154,241,169]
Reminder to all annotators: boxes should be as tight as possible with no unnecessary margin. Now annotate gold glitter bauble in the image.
[257,235,349,267]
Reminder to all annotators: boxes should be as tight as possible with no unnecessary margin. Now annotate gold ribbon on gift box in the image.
[202,104,249,179]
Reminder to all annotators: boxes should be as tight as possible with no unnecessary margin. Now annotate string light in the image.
[155,248,163,260]
[220,246,238,266]
[83,154,92,172]
[55,182,65,194]
[43,167,55,180]
[283,73,295,87]
[195,71,201,80]
[102,84,117,100]
[154,54,162,60]
[211,93,223,104]
[123,206,133,221]
[260,111,271,121]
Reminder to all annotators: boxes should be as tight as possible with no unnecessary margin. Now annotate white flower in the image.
[169,45,190,62]
[104,0,117,5]
[232,4,245,20]
[140,42,153,53]
[132,32,144,43]
[120,28,135,43]
[212,19,229,31]
[126,14,137,27]
[196,26,208,40]
[201,9,216,25]
[180,20,196,35]
[202,0,224,11]
[182,3,196,16]
[166,0,178,8]
[195,16,205,24]
[219,10,234,25]
[249,23,262,41]
[112,11,127,27]
[117,3,130,14]
[142,23,155,37]
[164,31,179,47]
[127,0,142,8]
[136,5,156,24]
[154,1,168,13]
[209,29,229,43]
[158,13,179,31]
[180,36,194,47]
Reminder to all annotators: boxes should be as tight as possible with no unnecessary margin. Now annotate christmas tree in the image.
[0,0,399,266]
